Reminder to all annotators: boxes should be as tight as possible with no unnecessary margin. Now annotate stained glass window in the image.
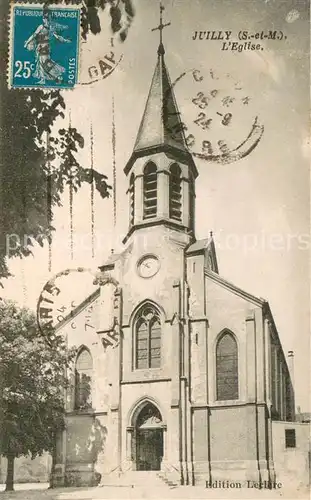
[216,332,238,401]
[75,348,93,409]
[135,306,161,369]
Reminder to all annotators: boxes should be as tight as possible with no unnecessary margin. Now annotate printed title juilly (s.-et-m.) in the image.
[192,30,232,40]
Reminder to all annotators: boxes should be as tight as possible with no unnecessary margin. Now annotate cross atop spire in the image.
[151,2,171,56]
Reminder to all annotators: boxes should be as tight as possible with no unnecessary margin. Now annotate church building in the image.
[51,31,295,489]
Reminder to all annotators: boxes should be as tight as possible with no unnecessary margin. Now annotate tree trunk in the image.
[5,454,14,491]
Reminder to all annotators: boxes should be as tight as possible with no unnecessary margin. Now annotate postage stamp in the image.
[9,3,81,89]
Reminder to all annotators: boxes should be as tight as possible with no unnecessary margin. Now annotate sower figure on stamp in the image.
[24,9,71,84]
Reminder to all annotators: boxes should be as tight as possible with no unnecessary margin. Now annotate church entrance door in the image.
[136,428,163,470]
[134,402,164,471]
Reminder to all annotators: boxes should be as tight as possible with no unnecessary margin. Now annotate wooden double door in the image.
[136,428,163,471]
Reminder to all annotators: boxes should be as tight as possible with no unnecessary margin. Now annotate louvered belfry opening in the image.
[129,173,135,225]
[169,163,182,221]
[143,162,157,219]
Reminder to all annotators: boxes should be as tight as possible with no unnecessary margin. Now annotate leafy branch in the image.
[0,0,136,280]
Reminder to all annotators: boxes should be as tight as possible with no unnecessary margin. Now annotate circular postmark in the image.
[78,4,130,85]
[37,267,98,335]
[163,67,264,164]
[79,36,123,85]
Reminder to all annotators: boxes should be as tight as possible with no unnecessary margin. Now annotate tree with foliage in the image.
[81,0,135,41]
[0,299,76,491]
[0,0,136,488]
[0,0,135,281]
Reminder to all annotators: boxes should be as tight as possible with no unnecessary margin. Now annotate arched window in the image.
[143,162,157,219]
[135,305,161,369]
[129,173,135,226]
[75,348,93,409]
[169,164,182,221]
[216,332,238,401]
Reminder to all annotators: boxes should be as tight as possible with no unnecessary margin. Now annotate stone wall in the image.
[272,421,310,489]
[0,453,52,484]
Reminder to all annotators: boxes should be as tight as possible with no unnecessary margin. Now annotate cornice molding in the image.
[124,143,198,178]
[123,218,193,244]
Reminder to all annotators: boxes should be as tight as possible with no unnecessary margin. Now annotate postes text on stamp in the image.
[9,3,81,89]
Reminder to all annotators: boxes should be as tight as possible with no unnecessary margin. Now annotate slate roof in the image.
[133,44,188,154]
[55,287,100,332]
[186,238,212,254]
[124,44,199,176]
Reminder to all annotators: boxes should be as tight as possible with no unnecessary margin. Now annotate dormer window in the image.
[143,162,157,220]
[169,163,182,221]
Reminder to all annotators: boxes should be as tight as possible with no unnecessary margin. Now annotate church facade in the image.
[51,39,295,488]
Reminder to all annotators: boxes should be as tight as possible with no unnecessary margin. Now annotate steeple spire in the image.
[124,3,199,173]
[151,2,171,56]
[123,6,198,244]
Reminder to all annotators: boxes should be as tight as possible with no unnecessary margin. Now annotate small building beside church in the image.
[51,37,297,489]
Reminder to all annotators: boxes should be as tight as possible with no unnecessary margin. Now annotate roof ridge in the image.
[55,287,100,332]
[204,268,266,306]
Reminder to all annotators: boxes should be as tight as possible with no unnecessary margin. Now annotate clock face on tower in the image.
[137,255,160,279]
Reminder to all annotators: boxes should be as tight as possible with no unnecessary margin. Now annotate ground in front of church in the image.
[0,481,308,500]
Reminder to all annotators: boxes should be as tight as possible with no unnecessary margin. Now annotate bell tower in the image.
[123,4,198,244]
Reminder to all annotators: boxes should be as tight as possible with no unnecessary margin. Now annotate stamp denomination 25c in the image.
[9,3,81,89]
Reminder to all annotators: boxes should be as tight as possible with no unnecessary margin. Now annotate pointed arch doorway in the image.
[132,402,164,471]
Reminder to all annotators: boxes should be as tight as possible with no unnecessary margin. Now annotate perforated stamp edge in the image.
[8,1,82,91]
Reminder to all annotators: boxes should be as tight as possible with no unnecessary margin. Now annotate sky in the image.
[2,0,310,411]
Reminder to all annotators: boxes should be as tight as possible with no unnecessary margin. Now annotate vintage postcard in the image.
[0,0,310,499]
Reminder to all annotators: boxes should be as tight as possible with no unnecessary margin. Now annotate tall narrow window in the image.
[169,163,182,221]
[75,348,93,409]
[135,305,161,369]
[285,429,296,448]
[216,332,238,401]
[143,162,157,219]
[129,173,135,226]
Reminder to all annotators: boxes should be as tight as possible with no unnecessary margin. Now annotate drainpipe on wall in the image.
[177,280,185,486]
[181,278,189,485]
[117,288,123,473]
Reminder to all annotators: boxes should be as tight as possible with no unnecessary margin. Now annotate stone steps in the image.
[100,470,171,488]
[157,471,179,488]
